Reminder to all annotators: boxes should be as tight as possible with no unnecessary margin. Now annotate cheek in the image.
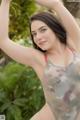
[33,39,41,48]
[32,38,38,47]
[47,30,56,38]
[32,36,37,44]
[34,38,40,45]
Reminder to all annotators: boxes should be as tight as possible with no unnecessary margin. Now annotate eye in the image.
[32,32,37,37]
[40,28,47,33]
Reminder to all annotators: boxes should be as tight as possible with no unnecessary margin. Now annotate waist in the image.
[44,88,80,120]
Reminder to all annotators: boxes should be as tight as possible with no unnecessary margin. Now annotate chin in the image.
[40,47,48,51]
[40,45,49,51]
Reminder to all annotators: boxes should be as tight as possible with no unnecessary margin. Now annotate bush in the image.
[0,62,45,120]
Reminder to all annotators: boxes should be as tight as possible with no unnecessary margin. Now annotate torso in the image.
[42,50,80,120]
[33,47,80,120]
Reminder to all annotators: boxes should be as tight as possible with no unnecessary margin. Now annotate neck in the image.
[47,42,67,56]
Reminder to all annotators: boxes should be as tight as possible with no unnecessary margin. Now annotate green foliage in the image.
[9,0,36,40]
[0,0,36,39]
[0,0,45,119]
[0,0,36,62]
[0,62,45,120]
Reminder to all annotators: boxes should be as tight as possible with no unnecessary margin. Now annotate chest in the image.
[42,54,80,120]
[43,54,80,98]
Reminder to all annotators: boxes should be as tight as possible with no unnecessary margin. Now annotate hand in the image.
[1,0,11,4]
[1,0,11,7]
[35,0,62,8]
[3,0,11,2]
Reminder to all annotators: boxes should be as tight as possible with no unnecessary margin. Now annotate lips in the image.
[38,41,47,45]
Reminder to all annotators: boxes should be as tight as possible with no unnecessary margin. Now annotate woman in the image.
[0,0,80,120]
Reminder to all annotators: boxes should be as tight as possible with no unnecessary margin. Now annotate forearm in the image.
[0,0,10,41]
[50,2,80,36]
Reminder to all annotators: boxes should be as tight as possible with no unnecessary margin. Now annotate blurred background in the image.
[0,0,80,120]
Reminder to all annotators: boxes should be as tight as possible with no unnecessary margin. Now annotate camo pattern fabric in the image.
[43,52,80,120]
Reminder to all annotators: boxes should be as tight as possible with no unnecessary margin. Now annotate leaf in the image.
[0,62,26,91]
[13,98,27,107]
[0,102,11,113]
[8,105,22,120]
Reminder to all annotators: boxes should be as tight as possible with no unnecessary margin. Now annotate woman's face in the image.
[31,20,57,51]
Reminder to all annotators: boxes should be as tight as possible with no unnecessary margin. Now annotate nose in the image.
[36,32,42,41]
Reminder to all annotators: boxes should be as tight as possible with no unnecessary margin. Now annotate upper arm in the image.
[62,5,80,46]
[65,13,80,47]
[0,38,40,67]
[53,2,80,48]
[67,36,80,53]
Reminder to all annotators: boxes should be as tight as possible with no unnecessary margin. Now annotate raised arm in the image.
[0,0,10,40]
[36,0,80,49]
[0,0,40,67]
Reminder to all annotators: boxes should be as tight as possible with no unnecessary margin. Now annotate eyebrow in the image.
[32,26,47,33]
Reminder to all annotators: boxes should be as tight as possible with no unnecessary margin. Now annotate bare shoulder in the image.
[30,48,46,69]
[29,48,46,80]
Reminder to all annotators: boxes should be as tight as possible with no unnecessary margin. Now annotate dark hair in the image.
[30,12,67,52]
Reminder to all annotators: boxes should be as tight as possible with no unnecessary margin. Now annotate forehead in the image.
[31,20,47,31]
